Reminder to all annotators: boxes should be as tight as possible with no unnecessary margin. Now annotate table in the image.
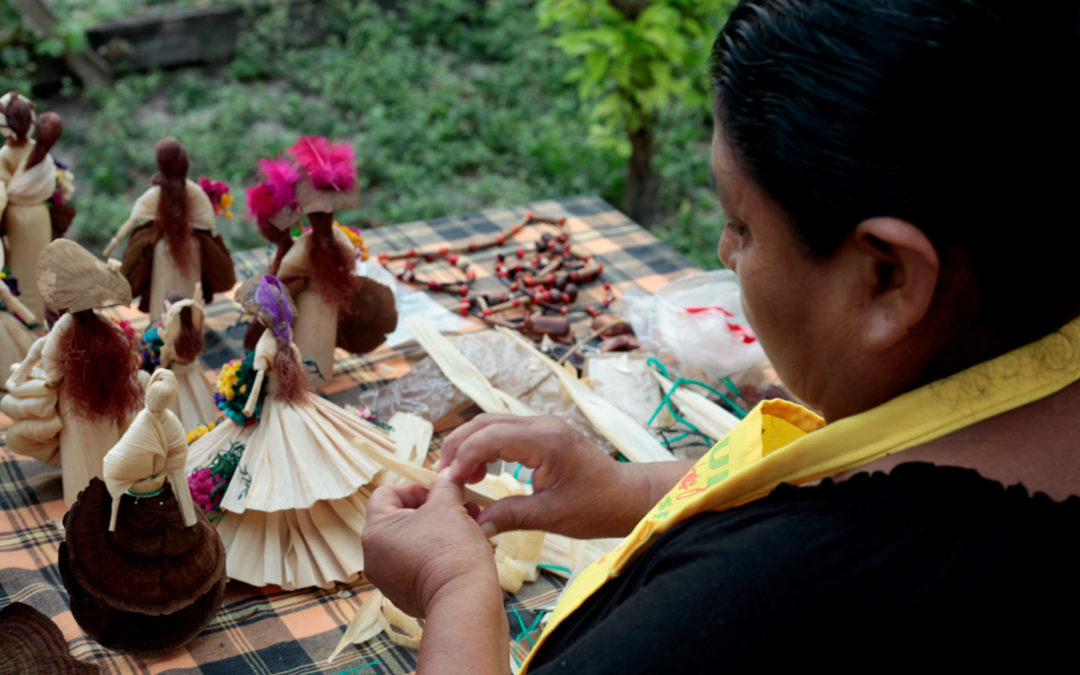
[0,196,696,674]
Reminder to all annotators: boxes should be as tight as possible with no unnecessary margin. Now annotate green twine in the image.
[512,463,533,485]
[510,607,547,670]
[335,659,382,674]
[645,359,749,440]
[537,563,573,575]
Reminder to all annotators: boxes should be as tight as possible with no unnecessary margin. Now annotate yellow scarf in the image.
[520,315,1080,672]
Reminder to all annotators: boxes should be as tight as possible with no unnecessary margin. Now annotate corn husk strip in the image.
[539,534,622,580]
[378,596,423,649]
[327,589,385,663]
[388,411,433,470]
[650,370,740,441]
[495,549,538,594]
[407,316,535,417]
[497,328,674,463]
[351,435,495,508]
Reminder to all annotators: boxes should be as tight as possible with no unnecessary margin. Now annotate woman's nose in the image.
[718,226,737,272]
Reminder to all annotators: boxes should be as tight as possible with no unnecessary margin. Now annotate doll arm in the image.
[103,215,139,257]
[0,281,35,324]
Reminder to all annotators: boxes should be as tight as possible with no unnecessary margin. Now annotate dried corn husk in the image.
[378,596,423,649]
[351,435,495,508]
[388,411,433,474]
[583,353,666,427]
[406,316,535,417]
[650,370,740,442]
[539,534,622,580]
[498,328,674,463]
[327,589,385,662]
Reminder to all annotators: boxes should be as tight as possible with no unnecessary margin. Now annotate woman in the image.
[186,275,388,590]
[0,96,61,322]
[361,0,1080,671]
[104,137,235,320]
[2,239,144,507]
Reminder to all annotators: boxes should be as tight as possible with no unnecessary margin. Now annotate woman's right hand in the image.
[440,414,689,539]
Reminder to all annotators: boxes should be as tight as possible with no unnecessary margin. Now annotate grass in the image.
[36,0,726,269]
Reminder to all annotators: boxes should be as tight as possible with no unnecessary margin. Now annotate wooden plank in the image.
[87,5,245,71]
[11,0,114,88]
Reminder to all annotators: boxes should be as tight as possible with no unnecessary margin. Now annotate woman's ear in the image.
[852,217,939,351]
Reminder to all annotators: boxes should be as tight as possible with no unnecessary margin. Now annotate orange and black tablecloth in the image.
[0,196,696,674]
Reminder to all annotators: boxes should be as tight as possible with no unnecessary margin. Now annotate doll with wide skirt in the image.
[1,240,144,506]
[0,95,62,321]
[104,138,235,320]
[59,368,226,657]
[186,275,391,590]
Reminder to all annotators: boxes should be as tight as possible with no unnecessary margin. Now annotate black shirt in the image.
[529,463,1080,673]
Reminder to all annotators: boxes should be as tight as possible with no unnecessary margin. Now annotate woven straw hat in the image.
[36,239,132,312]
[294,176,361,215]
[234,274,296,329]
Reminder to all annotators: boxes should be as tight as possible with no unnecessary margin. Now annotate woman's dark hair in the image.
[712,0,1080,341]
[152,137,194,273]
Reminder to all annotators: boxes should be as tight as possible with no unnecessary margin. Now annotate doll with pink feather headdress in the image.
[245,137,396,382]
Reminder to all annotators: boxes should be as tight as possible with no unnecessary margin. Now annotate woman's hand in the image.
[363,474,510,675]
[439,414,692,539]
[362,473,499,618]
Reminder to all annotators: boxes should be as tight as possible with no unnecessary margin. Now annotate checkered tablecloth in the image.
[0,196,696,674]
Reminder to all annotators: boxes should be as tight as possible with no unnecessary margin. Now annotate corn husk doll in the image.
[103,137,235,321]
[1,239,143,506]
[140,283,217,431]
[59,368,226,657]
[244,137,396,382]
[186,274,392,590]
[0,93,62,321]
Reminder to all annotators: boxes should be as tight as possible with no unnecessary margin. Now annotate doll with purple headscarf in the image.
[184,274,385,590]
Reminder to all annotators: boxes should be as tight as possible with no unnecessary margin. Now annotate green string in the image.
[336,659,382,674]
[510,607,547,669]
[537,563,573,575]
[646,358,748,423]
[512,463,533,485]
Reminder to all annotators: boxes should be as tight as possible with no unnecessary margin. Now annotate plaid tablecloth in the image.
[0,195,697,674]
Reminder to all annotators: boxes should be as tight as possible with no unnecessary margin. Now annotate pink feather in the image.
[245,183,278,238]
[257,156,301,210]
[287,136,357,191]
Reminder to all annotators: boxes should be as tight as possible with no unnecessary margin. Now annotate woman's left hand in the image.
[362,471,499,619]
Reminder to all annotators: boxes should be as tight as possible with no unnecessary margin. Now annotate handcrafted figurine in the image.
[104,137,235,320]
[59,368,226,658]
[0,245,37,390]
[1,239,143,506]
[0,93,63,320]
[186,275,386,590]
[141,284,217,431]
[245,137,396,382]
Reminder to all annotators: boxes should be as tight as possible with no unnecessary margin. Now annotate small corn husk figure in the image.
[103,137,235,320]
[0,92,64,321]
[1,239,143,506]
[58,368,226,658]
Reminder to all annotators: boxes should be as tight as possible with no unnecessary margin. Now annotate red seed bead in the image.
[557,217,566,225]
[468,241,477,251]
[407,248,416,257]
[428,279,440,291]
[438,245,448,256]
[523,276,535,287]
[467,270,477,281]
[378,251,389,262]
[512,298,521,308]
[496,234,506,245]
[482,308,493,317]
[548,289,563,304]
[569,271,579,283]
[459,307,470,316]
[459,285,469,296]
[596,263,605,274]
[516,246,525,259]
[603,282,611,291]
[587,305,598,317]
[560,305,568,316]
[498,268,509,278]
[509,282,519,292]
[525,211,534,220]
[405,260,417,271]
[545,273,556,286]
[424,253,436,263]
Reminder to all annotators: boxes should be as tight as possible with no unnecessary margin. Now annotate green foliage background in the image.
[6,0,727,269]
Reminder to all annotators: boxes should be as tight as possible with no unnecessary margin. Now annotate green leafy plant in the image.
[538,0,734,225]
[1,0,89,93]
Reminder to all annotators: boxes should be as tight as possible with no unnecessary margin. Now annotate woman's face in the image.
[713,129,851,414]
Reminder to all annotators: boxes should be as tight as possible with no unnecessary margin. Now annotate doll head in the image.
[25,112,63,170]
[152,137,194,272]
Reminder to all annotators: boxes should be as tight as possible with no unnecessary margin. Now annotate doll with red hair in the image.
[1,240,144,506]
[104,138,235,321]
[245,137,396,382]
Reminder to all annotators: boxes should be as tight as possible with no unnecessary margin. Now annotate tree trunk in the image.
[625,117,660,226]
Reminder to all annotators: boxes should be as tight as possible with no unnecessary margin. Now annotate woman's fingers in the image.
[438,413,530,470]
[367,483,430,517]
